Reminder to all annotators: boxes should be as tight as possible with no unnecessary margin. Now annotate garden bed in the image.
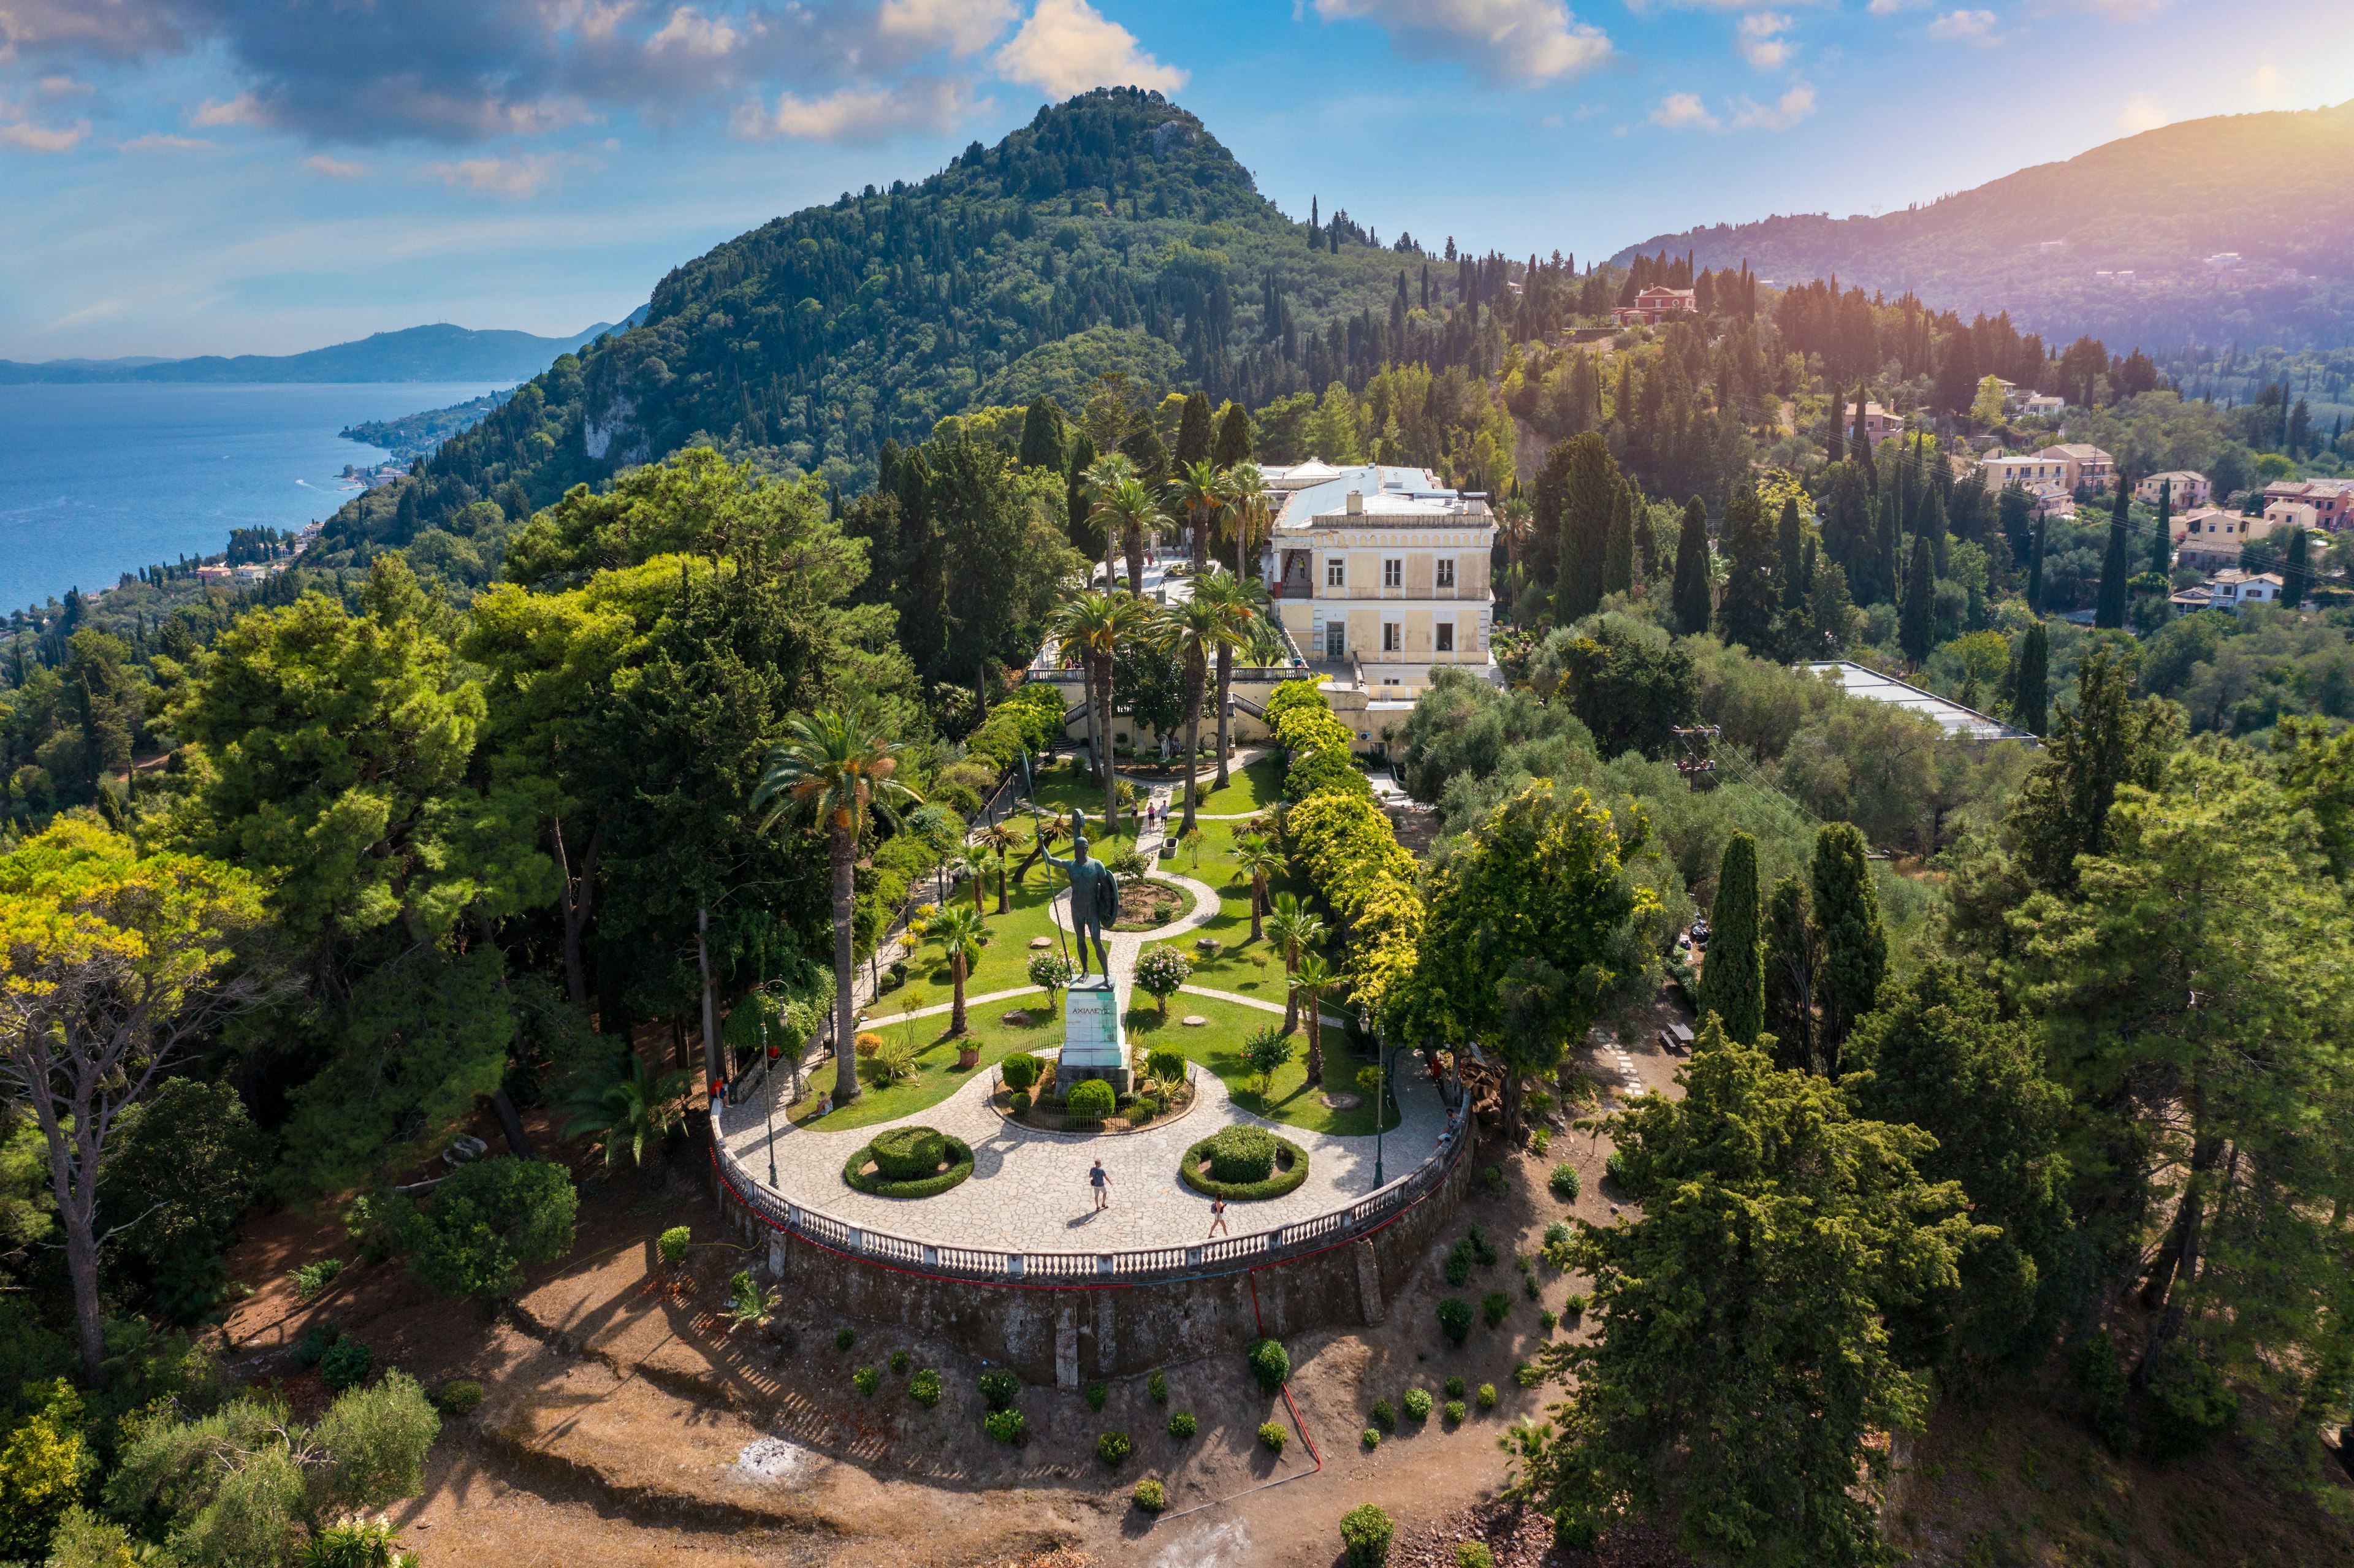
[842,1127,975,1198]
[1179,1127,1311,1201]
[990,1076,1198,1134]
[1111,878,1192,931]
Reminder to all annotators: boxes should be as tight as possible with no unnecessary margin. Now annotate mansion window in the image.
[1325,621,1346,657]
[1435,558,1455,588]
[1435,622,1455,652]
[1382,622,1401,652]
[1383,558,1402,588]
[1327,557,1346,587]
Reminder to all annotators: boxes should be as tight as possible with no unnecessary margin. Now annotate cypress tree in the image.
[1825,398,1845,466]
[1557,432,1616,620]
[1213,402,1252,470]
[1672,495,1712,635]
[2150,477,2173,578]
[1898,534,1936,667]
[1716,487,1780,652]
[2282,527,2311,609]
[2012,621,2049,736]
[1629,478,1658,579]
[1016,396,1064,472]
[1064,432,1099,557]
[1851,382,1876,492]
[1873,482,1901,606]
[1810,821,1886,1077]
[1175,390,1213,469]
[2028,515,2046,614]
[1777,497,1805,608]
[1602,479,1634,596]
[2093,477,2131,630]
[1921,480,1949,577]
[1762,872,1818,1075]
[1696,832,1765,1048]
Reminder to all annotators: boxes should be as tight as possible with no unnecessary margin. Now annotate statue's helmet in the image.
[1069,831,1089,858]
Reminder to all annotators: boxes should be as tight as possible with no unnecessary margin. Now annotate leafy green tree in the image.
[0,1380,86,1558]
[1715,487,1778,653]
[1175,389,1214,473]
[1695,832,1763,1046]
[1189,565,1263,786]
[2006,642,2179,896]
[1525,617,1696,761]
[1505,1027,1974,1567]
[2093,478,2131,630]
[1897,534,1936,668]
[753,706,921,1109]
[386,1155,576,1301]
[2010,621,2049,736]
[1846,961,2074,1375]
[100,1078,266,1326]
[1544,433,1616,619]
[1761,873,1818,1075]
[1810,823,1884,1076]
[2274,715,2354,881]
[1409,780,1648,1141]
[1213,400,1252,471]
[2281,525,2310,609]
[1670,497,1712,636]
[1018,397,1066,472]
[2150,475,2173,578]
[1064,432,1102,558]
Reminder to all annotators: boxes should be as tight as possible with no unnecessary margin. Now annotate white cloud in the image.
[304,153,368,177]
[995,0,1184,99]
[733,77,977,142]
[1737,10,1794,67]
[1650,91,1720,129]
[37,75,93,96]
[422,152,565,198]
[120,132,214,150]
[880,0,1020,56]
[2250,61,2290,105]
[2066,0,2171,18]
[1866,0,1923,13]
[1314,0,1611,85]
[2115,91,2168,133]
[191,93,264,127]
[646,6,741,56]
[543,0,639,39]
[1,118,88,151]
[1928,8,1999,44]
[1732,80,1816,127]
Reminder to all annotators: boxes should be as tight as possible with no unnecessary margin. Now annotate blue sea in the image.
[0,381,509,613]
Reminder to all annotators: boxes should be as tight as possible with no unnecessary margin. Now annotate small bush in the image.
[1530,1128,1551,1156]
[853,1366,880,1396]
[2075,1330,2128,1455]
[834,1327,856,1353]
[294,1320,339,1369]
[1457,1545,1496,1568]
[1467,1226,1498,1266]
[1362,1426,1381,1449]
[999,1052,1040,1093]
[1479,1165,1506,1198]
[1369,1399,1395,1433]
[1339,1502,1396,1567]
[844,1132,975,1197]
[320,1336,371,1392]
[1145,1046,1187,1088]
[1476,1383,1498,1410]
[1443,1376,1466,1399]
[1206,1125,1279,1183]
[1084,1381,1107,1412]
[978,1368,1020,1409]
[1562,1293,1586,1320]
[1482,1293,1512,1328]
[1167,1410,1197,1439]
[1181,1128,1309,1201]
[1147,1369,1167,1404]
[1541,1309,1559,1333]
[2143,1341,2238,1460]
[1542,1219,1572,1250]
[1098,1429,1132,1465]
[1246,1336,1290,1392]
[908,1369,942,1407]
[985,1407,1025,1444]
[889,1349,909,1375]
[1066,1079,1116,1122]
[1548,1163,1581,1201]
[291,1258,346,1301]
[1523,1275,1541,1301]
[1402,1388,1432,1423]
[433,1378,484,1415]
[1515,1251,1533,1274]
[1444,1399,1466,1424]
[1605,1149,1628,1188]
[658,1226,692,1265]
[1554,1507,1599,1550]
[1257,1420,1288,1453]
[1132,1477,1167,1513]
[869,1125,949,1180]
[1008,1088,1032,1113]
[1443,1244,1472,1287]
[1515,1361,1542,1389]
[1438,1298,1472,1343]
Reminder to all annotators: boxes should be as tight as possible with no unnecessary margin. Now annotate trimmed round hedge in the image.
[1066,1079,1116,1122]
[843,1129,974,1198]
[1181,1129,1309,1201]
[1206,1125,1276,1182]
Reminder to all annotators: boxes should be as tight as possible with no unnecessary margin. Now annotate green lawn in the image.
[1134,994,1396,1138]
[787,999,1057,1131]
[1187,755,1284,816]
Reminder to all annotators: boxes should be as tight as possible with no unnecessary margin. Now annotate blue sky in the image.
[4,0,2348,360]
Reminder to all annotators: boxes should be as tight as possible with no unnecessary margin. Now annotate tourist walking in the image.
[1089,1158,1110,1211]
[1207,1196,1227,1237]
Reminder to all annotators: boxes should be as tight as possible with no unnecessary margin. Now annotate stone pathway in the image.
[1180,983,1345,1031]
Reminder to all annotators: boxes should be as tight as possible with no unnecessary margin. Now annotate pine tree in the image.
[2282,527,2311,609]
[1603,480,1635,596]
[2011,621,2048,736]
[1898,535,1935,667]
[2028,515,2046,614]
[2093,477,2131,630]
[1762,872,1819,1075]
[1696,832,1764,1048]
[1017,397,1065,471]
[1672,496,1712,636]
[1810,822,1885,1076]
[1175,390,1213,469]
[2150,477,2173,579]
[1716,487,1780,653]
[1777,497,1805,608]
[1213,401,1252,470]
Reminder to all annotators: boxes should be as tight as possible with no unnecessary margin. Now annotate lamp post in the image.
[1370,1014,1405,1190]
[758,981,780,1189]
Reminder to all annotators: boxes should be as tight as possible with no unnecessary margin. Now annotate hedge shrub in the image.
[869,1127,949,1181]
[1339,1502,1396,1567]
[844,1133,974,1198]
[1167,1410,1197,1439]
[1132,1477,1167,1513]
[1065,1079,1116,1122]
[1402,1388,1431,1423]
[999,1052,1040,1093]
[978,1369,1019,1410]
[1438,1298,1472,1343]
[1444,1399,1466,1425]
[1181,1132,1309,1201]
[985,1408,1024,1444]
[1482,1292,1512,1328]
[1549,1162,1582,1200]
[853,1366,880,1396]
[1206,1125,1277,1182]
[320,1337,371,1392]
[908,1369,942,1407]
[1097,1430,1132,1466]
[1257,1420,1287,1453]
[433,1379,484,1415]
[1369,1398,1395,1433]
[1245,1337,1290,1392]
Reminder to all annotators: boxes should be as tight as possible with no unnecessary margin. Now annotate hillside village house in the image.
[2173,569,2289,613]
[2136,470,2212,508]
[2264,479,2354,533]
[2176,506,2283,571]
[1611,287,1698,327]
[2016,393,2066,421]
[1840,400,1910,450]
[1979,444,2116,498]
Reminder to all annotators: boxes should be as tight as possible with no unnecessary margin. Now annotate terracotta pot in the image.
[956,1046,981,1070]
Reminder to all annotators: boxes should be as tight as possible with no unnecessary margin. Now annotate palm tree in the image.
[1049,590,1119,788]
[1289,951,1337,1087]
[559,1048,691,1168]
[1173,458,1222,571]
[1231,835,1282,944]
[1217,463,1271,582]
[1498,495,1534,599]
[942,845,985,913]
[1187,568,1262,791]
[1162,591,1244,838]
[1265,892,1326,1033]
[972,819,1020,913]
[926,903,987,1037]
[1097,476,1167,598]
[753,706,920,1109]
[1083,451,1138,588]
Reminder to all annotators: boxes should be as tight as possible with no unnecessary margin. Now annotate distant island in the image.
[341,390,511,459]
[0,309,648,386]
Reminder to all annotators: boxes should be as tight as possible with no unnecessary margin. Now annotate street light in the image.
[1370,1014,1406,1189]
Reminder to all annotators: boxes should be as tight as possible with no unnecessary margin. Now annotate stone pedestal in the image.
[1054,976,1131,1094]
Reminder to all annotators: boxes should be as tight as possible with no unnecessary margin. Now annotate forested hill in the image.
[328,87,1527,557]
[1611,99,2354,351]
[0,318,635,384]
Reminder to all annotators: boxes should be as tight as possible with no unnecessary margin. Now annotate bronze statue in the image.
[1045,808,1119,976]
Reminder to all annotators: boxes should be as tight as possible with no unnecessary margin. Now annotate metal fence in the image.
[714,1080,1471,1285]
